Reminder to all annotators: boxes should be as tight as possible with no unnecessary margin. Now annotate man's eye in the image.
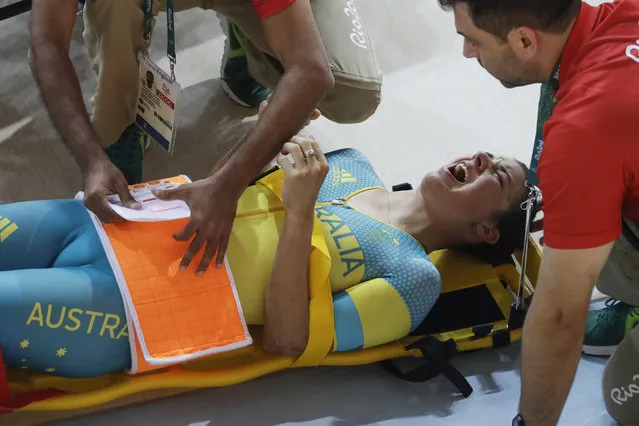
[494,171,504,188]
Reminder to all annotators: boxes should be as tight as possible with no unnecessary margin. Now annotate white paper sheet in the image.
[74,179,191,222]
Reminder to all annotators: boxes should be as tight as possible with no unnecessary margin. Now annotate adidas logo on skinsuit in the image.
[0,216,18,242]
[332,167,358,186]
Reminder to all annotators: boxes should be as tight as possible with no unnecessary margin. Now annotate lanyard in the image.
[526,61,561,187]
[143,0,176,81]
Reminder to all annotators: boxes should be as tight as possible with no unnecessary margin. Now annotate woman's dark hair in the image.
[437,0,581,40]
[454,161,539,265]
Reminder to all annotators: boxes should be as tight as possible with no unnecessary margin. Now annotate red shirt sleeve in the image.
[538,112,626,250]
[252,0,297,19]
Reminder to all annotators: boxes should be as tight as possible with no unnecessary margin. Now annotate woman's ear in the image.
[473,222,500,244]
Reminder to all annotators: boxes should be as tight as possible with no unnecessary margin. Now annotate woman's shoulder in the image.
[382,250,442,329]
[374,228,442,286]
[325,148,372,164]
[317,148,384,201]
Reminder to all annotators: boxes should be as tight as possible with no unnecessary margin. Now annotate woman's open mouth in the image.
[447,162,469,184]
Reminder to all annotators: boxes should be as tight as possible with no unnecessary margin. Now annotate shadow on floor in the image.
[49,345,532,426]
[141,76,258,182]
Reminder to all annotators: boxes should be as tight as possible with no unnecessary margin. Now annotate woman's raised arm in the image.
[262,137,329,357]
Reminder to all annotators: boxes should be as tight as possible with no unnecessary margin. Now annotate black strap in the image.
[380,337,473,398]
[392,183,413,192]
[0,0,32,22]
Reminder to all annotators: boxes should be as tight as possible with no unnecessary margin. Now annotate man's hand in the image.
[31,0,131,215]
[152,176,239,275]
[518,242,613,425]
[163,0,333,275]
[83,160,141,223]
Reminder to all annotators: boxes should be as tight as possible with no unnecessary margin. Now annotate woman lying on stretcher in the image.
[0,114,530,380]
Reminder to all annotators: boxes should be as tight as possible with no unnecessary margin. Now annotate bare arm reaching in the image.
[155,0,333,272]
[518,243,613,425]
[30,0,139,221]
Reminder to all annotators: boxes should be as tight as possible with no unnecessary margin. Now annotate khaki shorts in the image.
[83,0,382,148]
[599,219,639,423]
[596,219,639,307]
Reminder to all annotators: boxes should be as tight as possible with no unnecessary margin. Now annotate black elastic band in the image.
[381,337,473,398]
[0,0,31,22]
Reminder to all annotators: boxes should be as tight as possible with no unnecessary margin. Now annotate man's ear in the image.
[474,222,500,244]
[507,26,538,59]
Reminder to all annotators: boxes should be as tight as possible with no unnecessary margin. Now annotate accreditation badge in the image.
[135,54,181,155]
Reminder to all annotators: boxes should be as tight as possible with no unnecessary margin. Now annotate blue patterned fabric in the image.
[318,149,441,351]
[0,200,129,378]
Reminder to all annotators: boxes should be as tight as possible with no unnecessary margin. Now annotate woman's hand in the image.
[276,136,329,218]
[258,94,321,126]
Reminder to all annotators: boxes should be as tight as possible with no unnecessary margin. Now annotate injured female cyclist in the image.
[0,139,529,379]
[0,113,530,379]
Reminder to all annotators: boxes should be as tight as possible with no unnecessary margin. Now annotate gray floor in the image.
[50,344,613,426]
[1,0,617,424]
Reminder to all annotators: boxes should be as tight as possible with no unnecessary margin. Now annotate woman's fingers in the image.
[292,137,315,163]
[277,142,298,171]
[291,136,324,167]
[279,136,326,172]
[281,141,306,168]
[311,140,328,168]
[276,152,295,173]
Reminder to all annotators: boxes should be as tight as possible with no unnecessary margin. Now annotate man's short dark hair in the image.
[437,0,581,40]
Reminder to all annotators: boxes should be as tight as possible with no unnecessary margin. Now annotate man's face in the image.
[452,3,540,88]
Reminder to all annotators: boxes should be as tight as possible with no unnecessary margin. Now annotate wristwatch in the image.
[512,414,526,425]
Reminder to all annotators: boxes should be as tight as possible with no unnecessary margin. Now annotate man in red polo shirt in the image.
[30,0,381,273]
[437,0,639,423]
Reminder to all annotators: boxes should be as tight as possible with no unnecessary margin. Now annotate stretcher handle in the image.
[516,186,542,310]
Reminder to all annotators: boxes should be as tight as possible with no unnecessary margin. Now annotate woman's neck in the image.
[388,190,463,254]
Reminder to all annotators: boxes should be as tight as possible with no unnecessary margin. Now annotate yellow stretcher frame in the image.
[3,236,543,425]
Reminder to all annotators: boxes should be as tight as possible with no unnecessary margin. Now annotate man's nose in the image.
[463,41,476,59]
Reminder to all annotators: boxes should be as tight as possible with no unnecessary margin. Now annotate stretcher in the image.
[1,181,543,425]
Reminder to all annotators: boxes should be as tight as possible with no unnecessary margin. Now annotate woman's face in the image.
[423,151,527,226]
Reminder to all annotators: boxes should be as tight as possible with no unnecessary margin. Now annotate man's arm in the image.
[519,242,614,425]
[153,0,332,271]
[29,0,110,172]
[214,0,334,190]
